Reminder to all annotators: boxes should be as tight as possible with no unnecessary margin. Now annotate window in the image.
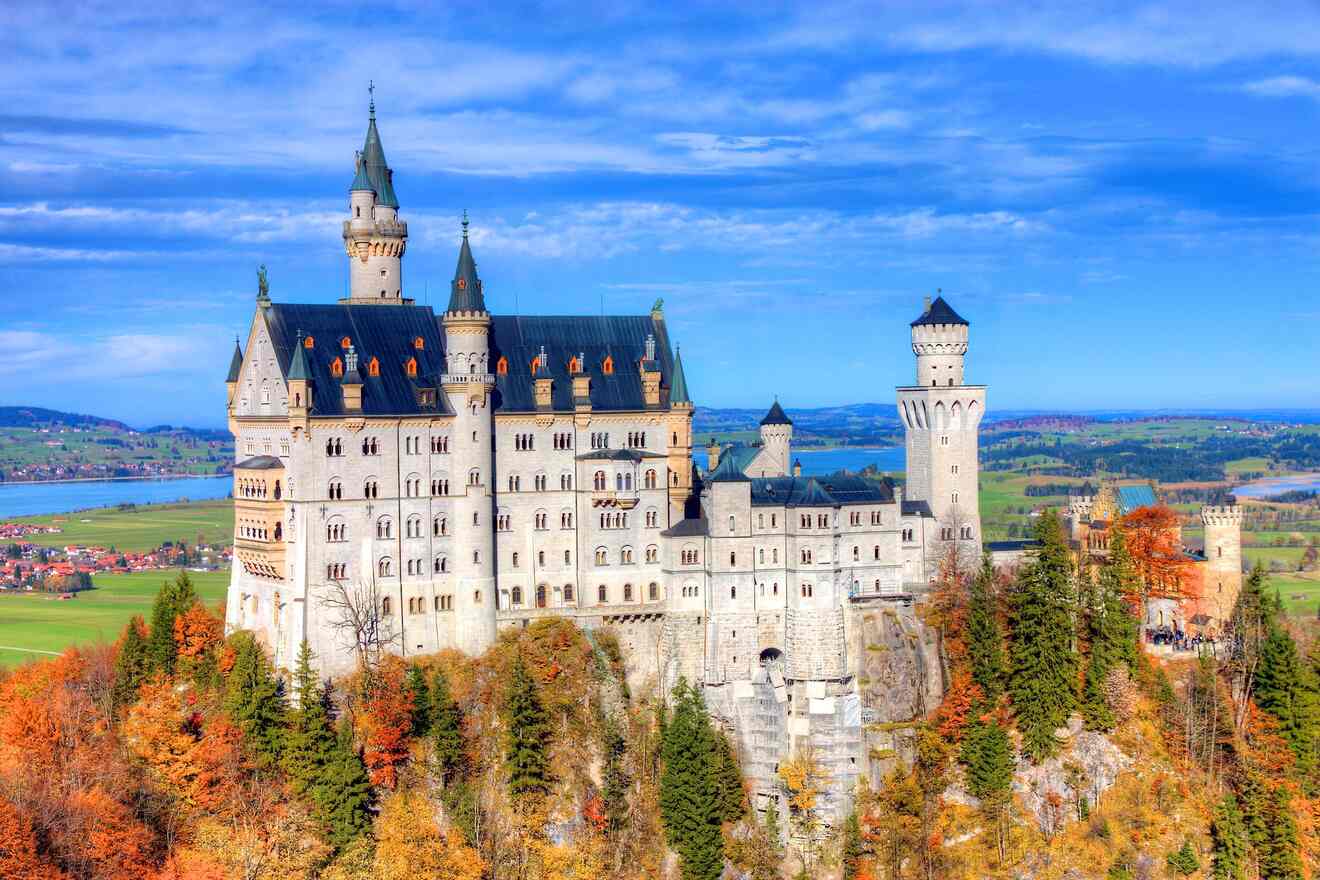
[382,595,391,613]
[730,585,737,599]
[327,521,347,542]
[801,548,812,564]
[431,478,449,496]
[376,517,392,539]
[405,358,417,378]
[729,551,736,566]
[682,547,699,565]
[535,474,547,491]
[414,336,425,350]
[595,547,608,565]
[874,545,880,560]
[508,475,521,492]
[328,480,343,500]
[623,583,633,602]
[434,516,448,537]
[561,473,573,490]
[468,468,481,486]
[598,584,608,603]
[330,357,343,377]
[434,556,448,573]
[364,480,378,499]
[564,549,571,564]
[511,586,523,607]
[853,546,860,561]
[325,437,343,456]
[594,471,607,491]
[649,582,658,600]
[801,583,813,597]
[431,436,449,453]
[536,584,547,608]
[496,356,508,375]
[327,563,346,579]
[563,584,574,602]
[379,558,393,577]
[622,547,633,564]
[535,512,548,530]
[646,545,658,563]
[561,511,574,529]
[538,550,545,565]
[367,356,380,377]
[406,516,422,538]
[474,590,482,605]
[362,436,379,455]
[646,509,658,528]
[602,355,614,374]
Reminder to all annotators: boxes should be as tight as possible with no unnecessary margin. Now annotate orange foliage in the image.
[174,603,223,659]
[65,786,157,880]
[1243,702,1298,780]
[583,794,608,832]
[362,657,414,789]
[0,797,67,880]
[1117,506,1198,600]
[154,851,228,880]
[932,668,984,741]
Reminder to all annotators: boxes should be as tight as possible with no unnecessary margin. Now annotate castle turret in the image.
[441,216,497,655]
[897,294,985,556]
[667,344,694,520]
[341,90,409,304]
[1200,504,1243,629]
[757,400,792,477]
[287,333,312,431]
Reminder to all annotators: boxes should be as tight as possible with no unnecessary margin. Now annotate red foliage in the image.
[63,786,157,880]
[583,794,608,832]
[0,797,67,880]
[174,603,223,660]
[154,851,228,880]
[1117,506,1198,600]
[932,668,983,742]
[362,658,415,789]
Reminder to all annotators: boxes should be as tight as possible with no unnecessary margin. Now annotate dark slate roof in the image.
[748,472,893,508]
[576,448,666,462]
[263,303,450,417]
[662,517,709,538]
[226,339,243,382]
[709,452,753,483]
[447,223,486,313]
[760,400,792,426]
[1116,484,1159,514]
[901,499,934,518]
[985,540,1039,552]
[261,303,682,417]
[489,313,680,413]
[235,455,284,470]
[670,348,691,404]
[911,295,968,327]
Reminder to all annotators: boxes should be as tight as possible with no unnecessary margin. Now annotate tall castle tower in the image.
[896,295,985,554]
[342,91,409,304]
[442,218,498,654]
[757,401,793,477]
[1200,504,1243,628]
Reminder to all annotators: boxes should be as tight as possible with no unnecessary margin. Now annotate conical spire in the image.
[350,150,373,193]
[670,346,691,404]
[760,399,791,426]
[358,85,397,208]
[288,334,311,381]
[446,212,486,313]
[226,337,243,382]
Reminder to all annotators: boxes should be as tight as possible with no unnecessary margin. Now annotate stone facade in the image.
[224,102,977,826]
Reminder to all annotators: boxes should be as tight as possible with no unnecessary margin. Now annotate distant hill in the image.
[0,406,133,432]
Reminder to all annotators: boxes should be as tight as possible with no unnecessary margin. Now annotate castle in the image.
[224,100,981,821]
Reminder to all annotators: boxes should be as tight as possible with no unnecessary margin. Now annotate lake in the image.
[795,446,905,476]
[1232,472,1320,499]
[0,476,232,519]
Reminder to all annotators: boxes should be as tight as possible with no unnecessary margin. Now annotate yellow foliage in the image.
[778,751,827,814]
[373,789,484,880]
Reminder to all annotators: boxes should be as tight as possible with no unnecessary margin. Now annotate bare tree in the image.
[321,576,398,673]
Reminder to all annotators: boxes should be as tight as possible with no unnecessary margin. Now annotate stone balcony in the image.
[441,373,496,386]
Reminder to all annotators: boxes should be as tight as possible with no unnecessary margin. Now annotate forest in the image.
[0,509,1316,879]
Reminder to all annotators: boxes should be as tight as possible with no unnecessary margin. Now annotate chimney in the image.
[707,438,720,472]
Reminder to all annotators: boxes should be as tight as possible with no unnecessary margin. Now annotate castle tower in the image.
[1200,504,1243,629]
[667,346,695,521]
[341,90,409,305]
[896,295,985,555]
[757,400,792,477]
[441,217,498,654]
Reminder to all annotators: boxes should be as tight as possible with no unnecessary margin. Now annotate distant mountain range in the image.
[0,407,229,442]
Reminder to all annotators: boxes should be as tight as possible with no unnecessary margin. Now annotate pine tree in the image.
[1210,794,1247,880]
[111,615,149,712]
[964,720,1015,862]
[429,667,464,779]
[223,631,287,763]
[282,641,334,797]
[841,811,863,880]
[712,731,746,822]
[601,721,630,834]
[317,721,373,848]
[503,655,550,801]
[660,680,724,880]
[1254,623,1318,782]
[967,555,1006,706]
[145,571,196,676]
[1082,535,1139,731]
[1166,839,1200,876]
[1259,784,1304,880]
[405,663,431,737]
[1009,514,1078,761]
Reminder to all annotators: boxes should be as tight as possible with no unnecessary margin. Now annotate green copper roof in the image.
[709,450,752,482]
[358,109,398,208]
[287,337,311,381]
[350,154,374,193]
[1116,484,1158,514]
[226,339,243,382]
[447,218,486,312]
[670,347,691,404]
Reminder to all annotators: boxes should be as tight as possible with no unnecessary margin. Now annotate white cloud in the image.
[1242,75,1320,100]
[0,328,221,381]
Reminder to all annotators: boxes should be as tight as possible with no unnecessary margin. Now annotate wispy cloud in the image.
[1241,75,1320,101]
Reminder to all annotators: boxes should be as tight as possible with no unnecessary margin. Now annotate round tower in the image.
[758,400,793,477]
[341,92,409,305]
[441,217,497,655]
[911,294,968,387]
[1200,504,1243,629]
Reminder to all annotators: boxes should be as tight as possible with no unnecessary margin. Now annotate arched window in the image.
[379,558,393,577]
[623,583,633,602]
[594,471,606,491]
[602,355,614,374]
[304,335,315,349]
[569,356,580,373]
[645,469,657,489]
[564,583,574,602]
[598,584,608,603]
[367,357,380,377]
[536,584,547,608]
[649,582,659,600]
[511,586,523,607]
[330,357,343,377]
[405,357,417,378]
[730,585,737,599]
[382,595,391,613]
[497,356,508,376]
[413,336,425,350]
[376,517,392,539]
[434,556,447,573]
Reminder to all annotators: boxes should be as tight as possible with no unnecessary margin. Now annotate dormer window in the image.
[602,355,614,375]
[569,356,580,373]
[341,336,352,349]
[414,336,425,350]
[368,357,380,377]
[497,356,508,376]
[405,357,417,378]
[330,357,343,377]
[303,336,315,349]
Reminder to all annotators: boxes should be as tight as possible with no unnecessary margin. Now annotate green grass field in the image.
[1266,573,1320,618]
[0,569,228,667]
[13,500,233,553]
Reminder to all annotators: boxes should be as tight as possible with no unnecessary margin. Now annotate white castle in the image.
[224,100,983,820]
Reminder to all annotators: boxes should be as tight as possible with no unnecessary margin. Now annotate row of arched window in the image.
[383,593,457,616]
[236,478,279,499]
[238,521,280,541]
[592,545,659,565]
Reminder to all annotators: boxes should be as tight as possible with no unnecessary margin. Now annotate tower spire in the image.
[447,213,485,313]
[368,80,375,119]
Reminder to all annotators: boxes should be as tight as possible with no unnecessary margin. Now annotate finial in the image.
[461,209,469,239]
[368,80,375,118]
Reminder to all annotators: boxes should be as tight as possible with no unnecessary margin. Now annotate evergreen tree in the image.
[405,663,431,737]
[1082,535,1139,731]
[967,555,1006,706]
[963,721,1015,861]
[317,721,373,848]
[111,615,149,712]
[429,667,464,779]
[1254,623,1318,782]
[660,680,724,880]
[601,721,630,834]
[503,655,550,801]
[145,571,196,675]
[841,811,863,880]
[1236,771,1272,860]
[282,641,334,797]
[223,631,287,763]
[1166,839,1200,876]
[1210,794,1247,880]
[1008,514,1079,761]
[712,731,746,822]
[762,799,783,858]
[1260,784,1304,880]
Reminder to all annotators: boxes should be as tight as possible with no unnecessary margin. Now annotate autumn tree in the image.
[174,602,224,684]
[778,749,829,877]
[372,789,484,880]
[111,615,149,712]
[601,720,630,835]
[0,797,66,880]
[503,654,551,801]
[223,630,287,764]
[1008,514,1078,761]
[146,571,197,675]
[362,657,414,790]
[1253,620,1319,783]
[841,811,864,880]
[1117,505,1196,601]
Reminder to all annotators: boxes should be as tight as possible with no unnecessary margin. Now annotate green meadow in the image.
[13,499,233,553]
[0,569,229,667]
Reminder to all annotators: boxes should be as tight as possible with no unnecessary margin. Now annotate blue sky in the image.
[1,1,1318,427]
